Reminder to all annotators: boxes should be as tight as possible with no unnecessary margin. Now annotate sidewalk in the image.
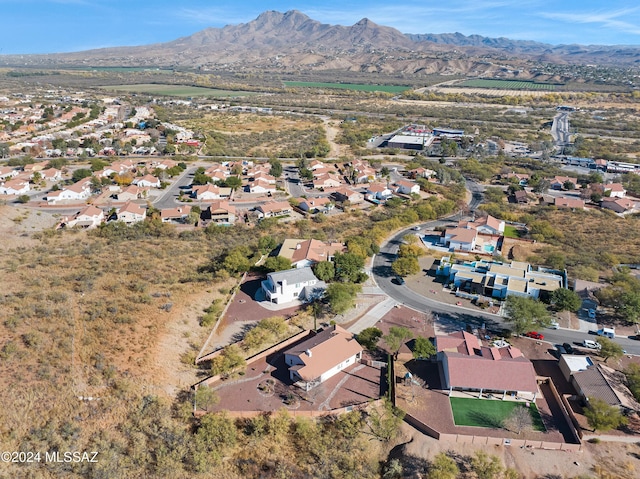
[348,297,397,334]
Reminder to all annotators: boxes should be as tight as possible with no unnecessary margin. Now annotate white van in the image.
[583,339,601,350]
[596,328,615,339]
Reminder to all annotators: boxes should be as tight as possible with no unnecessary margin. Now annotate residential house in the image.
[0,178,30,195]
[133,174,161,188]
[117,185,149,202]
[247,178,276,194]
[330,187,363,205]
[555,197,585,209]
[152,159,178,170]
[395,179,420,195]
[278,238,346,268]
[409,167,435,179]
[601,197,636,214]
[297,197,333,214]
[436,330,539,400]
[202,200,236,225]
[604,183,626,198]
[252,172,276,184]
[39,168,62,181]
[261,267,326,304]
[308,160,326,171]
[160,205,192,223]
[559,355,640,412]
[505,172,530,186]
[313,173,342,190]
[64,205,104,229]
[512,190,529,204]
[441,258,563,300]
[463,215,505,235]
[256,201,292,219]
[45,180,92,204]
[191,184,231,201]
[116,201,146,224]
[0,167,19,181]
[284,325,363,391]
[549,176,578,190]
[365,183,393,201]
[441,227,477,252]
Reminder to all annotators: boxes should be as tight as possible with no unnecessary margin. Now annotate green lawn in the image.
[102,84,258,98]
[503,225,522,238]
[450,397,545,431]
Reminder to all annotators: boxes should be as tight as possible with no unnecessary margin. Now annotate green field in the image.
[102,84,259,98]
[457,79,558,91]
[450,397,545,431]
[283,81,410,93]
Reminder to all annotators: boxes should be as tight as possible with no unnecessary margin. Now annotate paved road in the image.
[153,166,197,210]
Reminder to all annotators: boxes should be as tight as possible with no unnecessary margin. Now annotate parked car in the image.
[412,225,421,231]
[555,345,567,356]
[562,342,574,354]
[524,331,544,340]
[394,276,405,285]
[587,309,596,319]
[548,321,560,329]
[583,339,601,350]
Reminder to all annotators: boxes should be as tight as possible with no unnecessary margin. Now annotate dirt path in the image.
[322,116,349,159]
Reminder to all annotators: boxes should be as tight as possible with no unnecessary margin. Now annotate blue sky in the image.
[1,0,640,54]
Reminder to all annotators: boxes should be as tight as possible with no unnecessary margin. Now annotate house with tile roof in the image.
[191,184,231,201]
[64,205,104,229]
[133,174,161,188]
[255,201,292,219]
[603,183,626,198]
[202,200,236,225]
[117,184,149,202]
[365,183,393,201]
[554,197,585,209]
[297,197,333,214]
[441,227,477,252]
[116,201,146,224]
[330,187,362,204]
[261,267,326,305]
[278,238,346,269]
[549,176,578,190]
[395,179,420,195]
[601,197,636,214]
[0,178,30,195]
[284,325,363,391]
[436,330,539,400]
[160,205,192,223]
[246,177,276,194]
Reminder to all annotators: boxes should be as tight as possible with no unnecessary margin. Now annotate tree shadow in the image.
[466,411,504,429]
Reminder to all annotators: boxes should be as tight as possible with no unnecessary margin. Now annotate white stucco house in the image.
[284,325,363,390]
[133,174,161,188]
[261,267,326,305]
[116,201,146,224]
[395,179,420,195]
[64,205,105,229]
[0,179,30,195]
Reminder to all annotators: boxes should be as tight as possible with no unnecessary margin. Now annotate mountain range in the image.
[2,10,639,77]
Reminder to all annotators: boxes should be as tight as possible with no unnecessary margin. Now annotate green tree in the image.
[398,243,424,258]
[504,295,551,335]
[194,385,219,412]
[15,195,30,204]
[313,261,335,282]
[624,364,640,402]
[367,399,405,442]
[257,235,278,254]
[412,336,436,359]
[263,256,292,272]
[551,288,582,312]
[428,453,459,479]
[471,451,504,479]
[268,159,283,178]
[584,397,627,432]
[334,252,365,282]
[384,326,414,358]
[392,256,420,277]
[325,283,361,314]
[72,168,93,182]
[0,142,9,158]
[620,290,640,324]
[356,327,383,350]
[210,344,246,377]
[222,247,252,275]
[597,337,624,363]
[223,175,242,190]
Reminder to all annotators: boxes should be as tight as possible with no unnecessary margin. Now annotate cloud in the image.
[540,8,640,36]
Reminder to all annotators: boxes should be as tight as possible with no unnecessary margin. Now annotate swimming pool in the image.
[483,244,495,253]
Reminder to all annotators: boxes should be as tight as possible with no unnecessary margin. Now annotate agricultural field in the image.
[102,83,259,97]
[283,81,410,93]
[456,79,559,91]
